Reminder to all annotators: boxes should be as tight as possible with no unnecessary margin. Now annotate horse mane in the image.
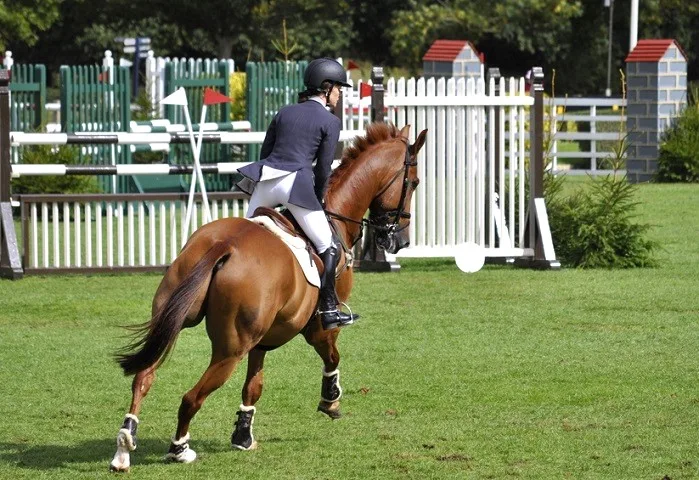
[328,122,401,190]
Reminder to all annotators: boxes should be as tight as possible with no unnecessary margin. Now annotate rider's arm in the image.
[313,117,341,203]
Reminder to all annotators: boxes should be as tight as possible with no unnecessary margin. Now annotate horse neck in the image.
[326,142,398,246]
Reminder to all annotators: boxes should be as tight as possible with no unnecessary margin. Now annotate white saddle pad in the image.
[248,216,320,288]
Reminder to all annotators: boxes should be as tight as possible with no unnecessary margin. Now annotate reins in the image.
[324,139,416,253]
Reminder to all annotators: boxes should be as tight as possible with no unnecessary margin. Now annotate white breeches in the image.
[245,170,332,253]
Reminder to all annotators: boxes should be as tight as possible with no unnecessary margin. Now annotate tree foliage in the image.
[0,0,61,50]
[389,1,582,74]
[2,0,698,94]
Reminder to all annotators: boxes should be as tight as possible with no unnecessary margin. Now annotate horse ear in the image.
[410,129,428,156]
[399,124,411,139]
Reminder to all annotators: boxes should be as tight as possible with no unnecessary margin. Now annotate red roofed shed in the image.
[422,40,483,79]
[625,39,687,63]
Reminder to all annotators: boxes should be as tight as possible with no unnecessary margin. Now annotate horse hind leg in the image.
[165,354,243,463]
[109,366,157,472]
[231,348,266,451]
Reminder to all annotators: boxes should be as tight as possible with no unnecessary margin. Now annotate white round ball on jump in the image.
[454,242,485,273]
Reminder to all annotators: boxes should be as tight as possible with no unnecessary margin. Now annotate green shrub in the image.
[546,174,657,268]
[12,145,101,194]
[657,87,699,182]
[230,72,246,121]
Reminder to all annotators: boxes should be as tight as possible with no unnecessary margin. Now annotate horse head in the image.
[326,123,427,255]
[367,124,427,254]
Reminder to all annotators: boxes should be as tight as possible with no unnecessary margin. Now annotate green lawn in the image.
[0,182,698,479]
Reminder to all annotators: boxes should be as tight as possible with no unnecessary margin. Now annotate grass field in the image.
[1,182,698,479]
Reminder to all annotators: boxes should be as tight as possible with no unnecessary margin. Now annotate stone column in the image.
[625,40,687,182]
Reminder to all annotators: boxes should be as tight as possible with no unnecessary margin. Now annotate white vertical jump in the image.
[465,78,475,244]
[74,202,81,267]
[497,77,506,248]
[456,78,466,246]
[96,203,103,267]
[127,202,135,266]
[117,202,124,266]
[405,78,417,242]
[477,78,487,246]
[62,203,69,266]
[487,78,495,248]
[436,77,446,247]
[445,78,456,247]
[508,77,517,249]
[86,203,92,267]
[518,78,527,246]
[107,203,114,267]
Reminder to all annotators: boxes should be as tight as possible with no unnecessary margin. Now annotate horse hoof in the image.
[110,437,133,472]
[231,407,257,451]
[164,433,197,463]
[164,448,197,464]
[317,400,342,420]
[232,439,258,451]
[109,451,130,472]
[109,463,130,473]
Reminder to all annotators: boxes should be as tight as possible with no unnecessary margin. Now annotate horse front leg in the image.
[306,326,343,419]
[109,366,157,472]
[231,347,266,451]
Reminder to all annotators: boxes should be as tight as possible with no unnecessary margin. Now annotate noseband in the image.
[326,139,417,249]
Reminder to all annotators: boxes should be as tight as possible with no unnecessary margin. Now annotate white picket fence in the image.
[343,75,533,259]
[19,194,249,272]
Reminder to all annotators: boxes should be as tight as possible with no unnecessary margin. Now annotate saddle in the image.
[251,206,324,276]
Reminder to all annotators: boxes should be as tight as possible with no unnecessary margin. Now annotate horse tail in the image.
[115,240,232,376]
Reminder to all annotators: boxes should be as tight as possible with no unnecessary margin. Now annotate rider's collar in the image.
[308,96,330,110]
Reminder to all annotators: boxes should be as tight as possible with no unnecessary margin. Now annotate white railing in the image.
[549,97,627,174]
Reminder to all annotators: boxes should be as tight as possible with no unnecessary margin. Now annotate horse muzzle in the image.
[377,231,410,254]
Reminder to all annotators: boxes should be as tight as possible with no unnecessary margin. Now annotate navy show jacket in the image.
[237,100,341,211]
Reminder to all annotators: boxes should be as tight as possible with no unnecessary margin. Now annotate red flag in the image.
[347,60,360,71]
[359,83,372,99]
[203,87,232,105]
[97,71,108,83]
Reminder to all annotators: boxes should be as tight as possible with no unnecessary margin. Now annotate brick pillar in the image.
[625,40,687,182]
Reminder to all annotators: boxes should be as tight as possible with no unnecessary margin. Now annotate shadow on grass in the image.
[0,435,305,472]
[0,437,178,471]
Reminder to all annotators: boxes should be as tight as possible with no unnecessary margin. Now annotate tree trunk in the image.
[217,37,234,59]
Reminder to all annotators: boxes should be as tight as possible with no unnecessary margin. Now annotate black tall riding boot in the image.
[318,243,358,330]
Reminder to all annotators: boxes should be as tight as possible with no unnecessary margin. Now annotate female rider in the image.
[237,58,357,330]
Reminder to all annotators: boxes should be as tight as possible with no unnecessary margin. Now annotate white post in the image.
[629,0,639,52]
[103,50,118,194]
[145,50,157,117]
[3,51,13,70]
[590,105,597,171]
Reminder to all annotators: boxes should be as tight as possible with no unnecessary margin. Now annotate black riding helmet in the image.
[303,58,351,92]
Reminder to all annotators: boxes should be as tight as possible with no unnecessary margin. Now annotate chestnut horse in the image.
[109,123,427,471]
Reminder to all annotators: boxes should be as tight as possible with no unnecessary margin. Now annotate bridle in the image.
[325,139,418,251]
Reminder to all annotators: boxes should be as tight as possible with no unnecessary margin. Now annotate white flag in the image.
[160,87,188,106]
